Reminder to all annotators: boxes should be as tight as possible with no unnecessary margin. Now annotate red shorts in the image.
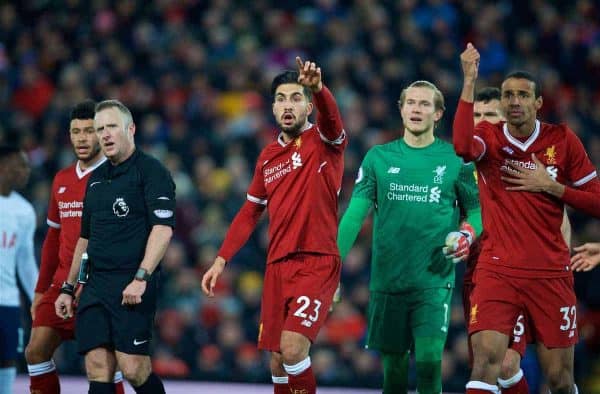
[258,253,341,352]
[463,281,529,358]
[469,269,577,348]
[32,283,75,340]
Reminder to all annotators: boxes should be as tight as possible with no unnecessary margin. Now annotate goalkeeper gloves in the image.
[442,222,475,264]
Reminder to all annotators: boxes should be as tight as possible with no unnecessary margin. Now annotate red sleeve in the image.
[562,177,600,218]
[35,225,60,292]
[452,99,485,161]
[560,129,600,218]
[217,200,265,261]
[313,85,345,143]
[46,177,60,228]
[36,180,61,292]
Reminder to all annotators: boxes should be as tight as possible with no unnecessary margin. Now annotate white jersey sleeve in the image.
[0,192,38,306]
[16,201,38,302]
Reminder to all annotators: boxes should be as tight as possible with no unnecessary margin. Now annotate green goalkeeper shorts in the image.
[366,288,452,353]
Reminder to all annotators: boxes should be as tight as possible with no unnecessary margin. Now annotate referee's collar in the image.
[105,148,139,178]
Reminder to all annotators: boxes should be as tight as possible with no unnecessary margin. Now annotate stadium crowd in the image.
[1,0,600,392]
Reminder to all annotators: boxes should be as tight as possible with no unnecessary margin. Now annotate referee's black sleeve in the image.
[80,179,92,239]
[142,158,176,228]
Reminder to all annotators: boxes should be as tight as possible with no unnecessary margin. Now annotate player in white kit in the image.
[0,144,38,394]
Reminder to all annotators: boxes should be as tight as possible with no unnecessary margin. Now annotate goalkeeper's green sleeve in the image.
[464,207,483,236]
[337,197,372,260]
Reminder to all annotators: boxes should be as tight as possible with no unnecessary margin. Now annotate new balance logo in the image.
[300,320,313,328]
[502,146,514,155]
[387,167,400,174]
[292,152,303,169]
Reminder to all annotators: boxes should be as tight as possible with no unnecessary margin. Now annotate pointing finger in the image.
[295,56,304,70]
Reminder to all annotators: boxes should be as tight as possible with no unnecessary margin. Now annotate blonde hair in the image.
[95,99,134,129]
[398,80,445,112]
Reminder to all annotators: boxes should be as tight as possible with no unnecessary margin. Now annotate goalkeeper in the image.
[337,80,482,394]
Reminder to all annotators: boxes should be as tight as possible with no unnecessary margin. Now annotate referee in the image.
[55,100,175,394]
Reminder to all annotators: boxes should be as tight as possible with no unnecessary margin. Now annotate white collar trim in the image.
[277,122,313,147]
[502,120,540,152]
[76,156,107,179]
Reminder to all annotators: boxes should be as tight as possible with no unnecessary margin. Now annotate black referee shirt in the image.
[81,149,176,272]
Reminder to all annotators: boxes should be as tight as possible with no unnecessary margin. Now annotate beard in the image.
[77,144,102,162]
[278,117,305,138]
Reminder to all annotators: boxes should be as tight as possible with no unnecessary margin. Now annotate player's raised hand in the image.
[202,256,227,297]
[571,242,600,272]
[460,43,480,82]
[296,56,323,93]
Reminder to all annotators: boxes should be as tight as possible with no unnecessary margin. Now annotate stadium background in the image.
[1,1,600,392]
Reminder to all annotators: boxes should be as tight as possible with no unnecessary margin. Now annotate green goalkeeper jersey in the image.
[343,138,480,292]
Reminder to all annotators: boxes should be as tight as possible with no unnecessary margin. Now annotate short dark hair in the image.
[475,87,501,103]
[270,70,312,101]
[70,99,97,121]
[0,144,20,160]
[503,70,540,98]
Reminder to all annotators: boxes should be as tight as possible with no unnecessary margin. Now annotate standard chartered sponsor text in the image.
[60,210,82,218]
[59,201,84,218]
[264,160,292,185]
[58,201,83,209]
[387,183,429,202]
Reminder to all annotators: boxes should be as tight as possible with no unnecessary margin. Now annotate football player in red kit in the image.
[455,44,600,394]
[202,57,346,394]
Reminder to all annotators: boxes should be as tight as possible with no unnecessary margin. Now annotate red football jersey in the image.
[247,123,347,264]
[45,159,105,284]
[466,119,596,278]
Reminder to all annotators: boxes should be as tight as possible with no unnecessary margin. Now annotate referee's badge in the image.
[113,197,130,217]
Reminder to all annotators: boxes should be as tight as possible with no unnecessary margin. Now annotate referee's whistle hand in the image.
[121,280,146,305]
[202,257,226,297]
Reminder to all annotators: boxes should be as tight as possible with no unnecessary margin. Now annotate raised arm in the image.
[296,56,344,142]
[453,44,485,161]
